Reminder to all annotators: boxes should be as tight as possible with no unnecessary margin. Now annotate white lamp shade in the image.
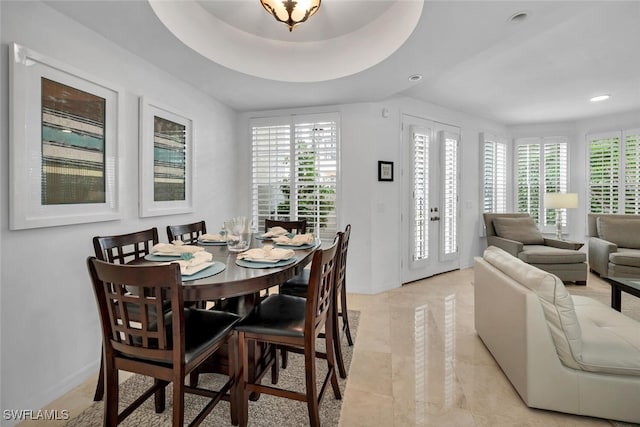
[544,193,579,209]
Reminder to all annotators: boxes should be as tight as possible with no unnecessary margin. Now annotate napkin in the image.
[237,246,295,263]
[273,233,314,246]
[151,242,205,255]
[174,251,213,275]
[199,233,226,242]
[261,226,289,238]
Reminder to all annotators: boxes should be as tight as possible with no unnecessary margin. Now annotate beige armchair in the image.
[587,213,640,278]
[483,213,587,284]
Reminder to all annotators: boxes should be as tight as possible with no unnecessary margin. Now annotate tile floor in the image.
[20,269,639,426]
[340,269,639,427]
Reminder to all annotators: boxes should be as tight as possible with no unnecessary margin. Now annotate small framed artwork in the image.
[378,161,394,182]
[139,97,193,217]
[9,43,122,230]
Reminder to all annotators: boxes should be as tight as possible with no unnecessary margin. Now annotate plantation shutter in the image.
[441,131,458,257]
[251,114,339,241]
[293,117,338,241]
[543,138,568,226]
[516,140,541,223]
[251,122,291,231]
[482,134,507,213]
[589,132,620,214]
[516,136,568,226]
[624,130,640,214]
[412,127,429,261]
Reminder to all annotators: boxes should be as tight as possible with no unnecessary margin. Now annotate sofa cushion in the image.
[492,217,545,245]
[572,296,640,376]
[483,246,582,369]
[597,217,640,249]
[519,245,587,264]
[609,249,640,268]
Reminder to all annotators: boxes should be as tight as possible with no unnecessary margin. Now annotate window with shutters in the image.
[412,128,429,261]
[442,132,459,256]
[482,134,507,213]
[588,129,640,214]
[515,137,568,227]
[251,114,339,241]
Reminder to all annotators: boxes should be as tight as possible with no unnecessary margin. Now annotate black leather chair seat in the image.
[279,270,310,298]
[128,309,239,365]
[234,294,307,338]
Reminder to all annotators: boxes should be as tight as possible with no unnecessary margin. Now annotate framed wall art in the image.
[9,43,122,230]
[139,97,193,217]
[378,161,394,182]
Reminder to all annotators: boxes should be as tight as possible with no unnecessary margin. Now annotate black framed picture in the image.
[378,161,394,182]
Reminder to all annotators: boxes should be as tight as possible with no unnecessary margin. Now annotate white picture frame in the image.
[9,43,122,230]
[139,97,193,217]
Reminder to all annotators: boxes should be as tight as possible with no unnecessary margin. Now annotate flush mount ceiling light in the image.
[149,0,423,82]
[260,0,321,32]
[408,74,423,82]
[590,94,611,102]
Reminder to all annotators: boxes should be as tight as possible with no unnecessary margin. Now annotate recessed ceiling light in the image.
[590,94,611,102]
[508,11,529,23]
[408,74,422,82]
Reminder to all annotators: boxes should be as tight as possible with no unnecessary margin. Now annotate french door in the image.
[401,115,460,284]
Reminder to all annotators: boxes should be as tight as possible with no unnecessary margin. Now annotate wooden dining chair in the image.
[167,220,207,245]
[261,218,308,299]
[234,236,341,427]
[93,227,159,265]
[91,227,160,401]
[279,224,353,378]
[87,257,240,427]
[264,218,307,234]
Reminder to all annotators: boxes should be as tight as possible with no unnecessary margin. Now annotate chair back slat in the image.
[93,228,159,265]
[306,235,340,337]
[88,257,183,364]
[167,221,207,245]
[265,218,307,234]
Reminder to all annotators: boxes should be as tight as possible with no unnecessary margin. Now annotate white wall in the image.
[239,98,507,295]
[0,2,240,423]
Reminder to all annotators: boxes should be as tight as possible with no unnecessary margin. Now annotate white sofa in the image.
[474,246,640,423]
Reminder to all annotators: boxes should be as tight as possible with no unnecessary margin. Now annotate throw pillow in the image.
[492,216,545,244]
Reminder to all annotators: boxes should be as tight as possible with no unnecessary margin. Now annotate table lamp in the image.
[544,192,578,239]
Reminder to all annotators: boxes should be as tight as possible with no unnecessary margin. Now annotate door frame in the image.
[400,114,461,284]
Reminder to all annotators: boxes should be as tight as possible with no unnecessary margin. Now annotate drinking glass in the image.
[224,216,252,252]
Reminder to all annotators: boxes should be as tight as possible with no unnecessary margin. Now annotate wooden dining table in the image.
[134,237,320,398]
[181,239,317,301]
[135,237,318,302]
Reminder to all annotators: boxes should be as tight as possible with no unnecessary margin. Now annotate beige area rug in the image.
[66,311,359,427]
